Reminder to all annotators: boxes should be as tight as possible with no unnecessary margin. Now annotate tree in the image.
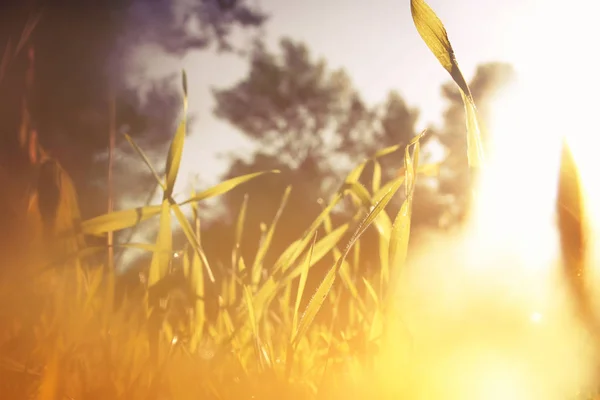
[433,62,517,227]
[211,38,423,278]
[0,0,268,219]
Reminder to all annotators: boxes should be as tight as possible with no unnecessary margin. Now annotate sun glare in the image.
[468,79,562,272]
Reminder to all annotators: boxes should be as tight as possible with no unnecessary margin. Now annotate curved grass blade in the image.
[124,133,165,191]
[374,143,402,158]
[556,139,598,335]
[180,171,279,205]
[81,205,162,235]
[171,202,215,282]
[372,159,382,193]
[164,120,186,199]
[410,0,484,167]
[293,175,404,348]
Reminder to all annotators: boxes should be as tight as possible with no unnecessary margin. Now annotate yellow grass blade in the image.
[81,205,162,235]
[410,0,484,167]
[557,139,597,334]
[292,232,317,341]
[372,160,382,193]
[233,193,249,267]
[180,171,279,205]
[171,202,215,282]
[251,186,292,287]
[374,143,402,158]
[165,121,186,199]
[293,177,404,348]
[124,133,166,191]
[148,199,172,287]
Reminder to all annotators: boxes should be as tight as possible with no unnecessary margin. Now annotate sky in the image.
[127,0,597,189]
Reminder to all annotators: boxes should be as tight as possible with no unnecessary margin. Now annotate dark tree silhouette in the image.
[0,0,267,219]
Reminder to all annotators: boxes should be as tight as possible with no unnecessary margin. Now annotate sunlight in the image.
[468,80,562,272]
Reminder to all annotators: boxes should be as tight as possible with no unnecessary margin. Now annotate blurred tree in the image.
[0,0,267,218]
[433,62,517,227]
[211,38,423,278]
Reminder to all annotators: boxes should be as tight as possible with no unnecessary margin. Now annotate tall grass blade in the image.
[81,205,162,235]
[180,171,279,205]
[557,139,597,335]
[233,193,249,267]
[293,177,404,347]
[251,186,291,287]
[124,133,166,191]
[171,202,215,282]
[148,199,172,287]
[165,121,186,200]
[292,231,317,340]
[410,0,484,167]
[372,160,382,193]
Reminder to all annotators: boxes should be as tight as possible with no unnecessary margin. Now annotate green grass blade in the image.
[410,0,484,167]
[180,171,279,205]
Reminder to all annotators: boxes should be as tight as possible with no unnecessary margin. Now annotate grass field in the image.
[1,1,598,399]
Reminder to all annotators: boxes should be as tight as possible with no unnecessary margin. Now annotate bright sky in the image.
[129,0,598,189]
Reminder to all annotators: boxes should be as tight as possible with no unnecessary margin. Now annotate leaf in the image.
[410,0,484,167]
[124,134,165,191]
[81,205,162,235]
[180,171,279,205]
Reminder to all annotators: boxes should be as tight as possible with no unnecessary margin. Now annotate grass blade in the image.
[251,186,292,287]
[557,139,597,334]
[171,202,215,282]
[180,171,279,205]
[293,176,404,348]
[81,205,162,235]
[410,0,484,167]
[292,232,318,340]
[124,133,165,191]
[148,200,172,287]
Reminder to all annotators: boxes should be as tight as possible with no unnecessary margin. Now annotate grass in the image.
[5,0,590,399]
